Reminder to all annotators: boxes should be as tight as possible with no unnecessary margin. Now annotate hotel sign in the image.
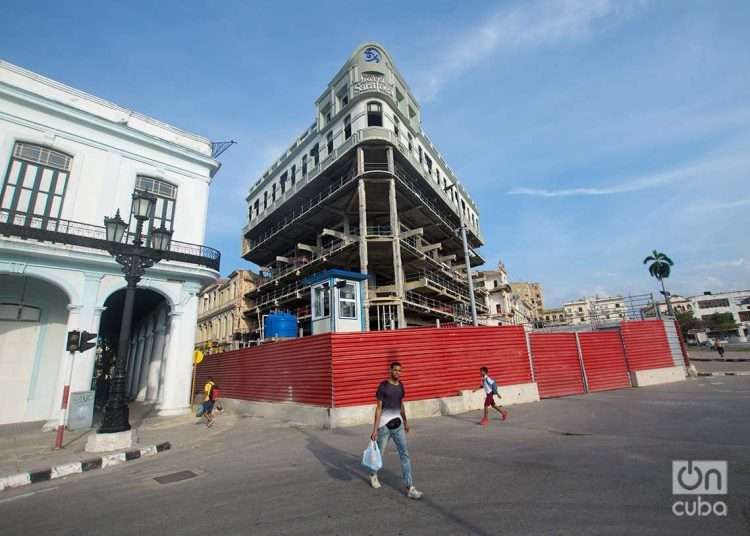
[353,73,394,97]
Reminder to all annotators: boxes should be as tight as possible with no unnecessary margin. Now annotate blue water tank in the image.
[264,312,298,339]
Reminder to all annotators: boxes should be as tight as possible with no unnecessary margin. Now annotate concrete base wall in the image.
[630,366,686,387]
[217,382,539,429]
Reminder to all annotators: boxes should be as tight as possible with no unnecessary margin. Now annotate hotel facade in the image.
[241,44,485,333]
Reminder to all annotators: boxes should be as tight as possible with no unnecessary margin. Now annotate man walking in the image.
[369,362,423,500]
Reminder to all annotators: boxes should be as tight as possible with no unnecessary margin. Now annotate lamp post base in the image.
[85,429,138,453]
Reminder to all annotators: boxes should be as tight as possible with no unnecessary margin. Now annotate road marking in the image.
[0,486,58,504]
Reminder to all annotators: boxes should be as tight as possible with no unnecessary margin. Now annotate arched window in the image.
[133,176,177,244]
[367,102,383,127]
[1,142,72,228]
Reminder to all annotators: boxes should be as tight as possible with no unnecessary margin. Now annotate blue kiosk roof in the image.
[303,269,368,285]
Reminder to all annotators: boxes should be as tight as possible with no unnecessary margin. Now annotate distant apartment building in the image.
[509,282,544,319]
[690,290,750,341]
[241,43,485,333]
[196,270,257,353]
[563,295,626,325]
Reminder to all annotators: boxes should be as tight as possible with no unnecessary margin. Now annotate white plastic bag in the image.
[361,440,383,472]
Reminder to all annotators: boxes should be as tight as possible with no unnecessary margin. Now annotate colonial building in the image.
[241,43,485,333]
[476,262,513,325]
[509,282,544,319]
[196,270,257,353]
[563,295,626,326]
[541,307,569,326]
[0,60,220,426]
[641,294,694,318]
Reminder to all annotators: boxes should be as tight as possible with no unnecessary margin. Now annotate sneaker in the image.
[500,410,508,421]
[369,474,381,489]
[407,486,423,500]
[479,418,489,426]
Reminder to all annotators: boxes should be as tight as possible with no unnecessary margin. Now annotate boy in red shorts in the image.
[480,366,508,425]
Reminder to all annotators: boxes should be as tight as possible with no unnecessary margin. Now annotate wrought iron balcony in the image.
[0,209,220,271]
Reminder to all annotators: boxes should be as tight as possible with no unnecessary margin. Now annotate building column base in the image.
[85,429,138,453]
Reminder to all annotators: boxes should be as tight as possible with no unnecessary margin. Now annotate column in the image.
[43,304,82,430]
[388,176,406,328]
[158,283,200,416]
[128,325,146,398]
[70,273,104,392]
[146,306,168,401]
[136,316,156,401]
[358,177,369,330]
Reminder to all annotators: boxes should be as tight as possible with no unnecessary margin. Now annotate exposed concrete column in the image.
[70,273,104,392]
[388,176,406,328]
[358,177,370,331]
[356,146,365,176]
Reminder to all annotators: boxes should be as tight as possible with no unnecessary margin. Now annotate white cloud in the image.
[421,0,646,100]
[507,149,750,198]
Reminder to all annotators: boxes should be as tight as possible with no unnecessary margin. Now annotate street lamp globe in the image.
[151,224,173,251]
[104,210,128,243]
[131,191,156,220]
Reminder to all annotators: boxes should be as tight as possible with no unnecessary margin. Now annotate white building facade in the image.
[690,290,750,342]
[0,60,220,426]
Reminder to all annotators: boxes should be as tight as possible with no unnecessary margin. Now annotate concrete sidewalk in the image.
[0,403,239,482]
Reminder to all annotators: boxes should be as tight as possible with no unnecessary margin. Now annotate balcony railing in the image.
[0,209,221,271]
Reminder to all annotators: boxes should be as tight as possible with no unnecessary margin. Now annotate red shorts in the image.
[484,393,495,407]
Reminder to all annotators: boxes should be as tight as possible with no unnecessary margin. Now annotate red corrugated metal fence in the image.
[529,333,585,399]
[578,331,631,392]
[195,334,333,406]
[619,320,673,371]
[331,326,532,407]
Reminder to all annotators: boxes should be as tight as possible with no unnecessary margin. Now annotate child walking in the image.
[480,366,508,425]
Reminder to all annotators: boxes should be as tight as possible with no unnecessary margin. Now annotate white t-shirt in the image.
[482,375,495,394]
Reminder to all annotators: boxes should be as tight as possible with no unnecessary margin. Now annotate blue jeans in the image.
[373,423,413,488]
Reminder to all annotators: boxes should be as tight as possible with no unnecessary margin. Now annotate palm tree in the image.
[643,250,675,316]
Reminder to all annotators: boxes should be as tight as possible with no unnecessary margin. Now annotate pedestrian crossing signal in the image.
[79,331,97,352]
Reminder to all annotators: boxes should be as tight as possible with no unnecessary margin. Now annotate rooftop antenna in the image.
[211,140,237,159]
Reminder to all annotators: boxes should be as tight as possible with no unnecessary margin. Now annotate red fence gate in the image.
[530,333,586,399]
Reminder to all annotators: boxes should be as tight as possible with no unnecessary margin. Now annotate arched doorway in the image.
[97,288,170,415]
[0,274,70,424]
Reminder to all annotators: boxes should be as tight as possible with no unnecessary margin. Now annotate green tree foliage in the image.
[676,311,704,338]
[703,312,737,332]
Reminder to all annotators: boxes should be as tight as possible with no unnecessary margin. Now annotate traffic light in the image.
[78,331,97,352]
[66,330,81,352]
[65,330,97,353]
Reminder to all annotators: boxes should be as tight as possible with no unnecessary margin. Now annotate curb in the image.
[0,441,171,493]
[697,372,750,377]
[689,357,750,363]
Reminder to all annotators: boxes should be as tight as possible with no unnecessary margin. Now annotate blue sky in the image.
[2,0,748,306]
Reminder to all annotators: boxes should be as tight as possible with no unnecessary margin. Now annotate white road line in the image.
[0,486,58,504]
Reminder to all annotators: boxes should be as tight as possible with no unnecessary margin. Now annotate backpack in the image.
[491,380,499,396]
[210,386,220,401]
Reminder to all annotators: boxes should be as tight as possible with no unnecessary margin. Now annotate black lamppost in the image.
[98,191,172,434]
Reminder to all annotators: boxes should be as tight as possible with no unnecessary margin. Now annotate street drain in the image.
[154,470,197,484]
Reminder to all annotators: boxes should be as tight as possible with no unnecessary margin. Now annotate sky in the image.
[1,0,748,307]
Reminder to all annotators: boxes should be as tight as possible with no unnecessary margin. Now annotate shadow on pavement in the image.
[295,427,494,536]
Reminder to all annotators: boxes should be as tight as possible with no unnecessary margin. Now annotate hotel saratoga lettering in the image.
[353,73,394,97]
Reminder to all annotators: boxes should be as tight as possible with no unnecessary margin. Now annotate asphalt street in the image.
[1,376,749,536]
